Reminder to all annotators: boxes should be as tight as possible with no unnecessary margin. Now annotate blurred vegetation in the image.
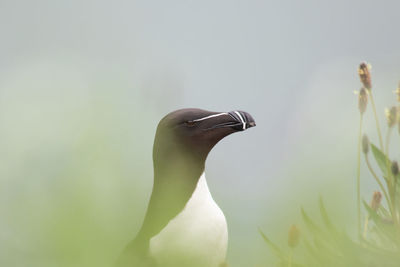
[0,69,158,266]
[260,63,400,267]
[3,61,399,267]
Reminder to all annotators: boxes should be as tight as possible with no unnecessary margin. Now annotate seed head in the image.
[385,106,398,128]
[391,161,399,176]
[370,191,382,212]
[358,62,372,90]
[288,224,300,248]
[362,134,369,154]
[395,82,400,102]
[358,88,368,114]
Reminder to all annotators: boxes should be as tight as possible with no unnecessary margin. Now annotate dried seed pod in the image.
[288,224,300,248]
[362,134,369,154]
[358,62,372,90]
[385,106,398,128]
[370,191,382,212]
[358,88,368,114]
[391,161,399,176]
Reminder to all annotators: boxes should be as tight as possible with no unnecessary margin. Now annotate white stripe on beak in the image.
[234,111,246,130]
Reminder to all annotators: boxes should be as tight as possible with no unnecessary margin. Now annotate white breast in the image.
[149,173,228,267]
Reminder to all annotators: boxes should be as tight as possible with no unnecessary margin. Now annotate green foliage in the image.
[370,143,391,182]
[261,198,400,267]
[260,64,400,266]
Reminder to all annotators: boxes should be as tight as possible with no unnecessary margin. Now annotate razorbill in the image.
[117,108,255,267]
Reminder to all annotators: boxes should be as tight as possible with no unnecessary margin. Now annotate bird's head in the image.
[153,108,255,170]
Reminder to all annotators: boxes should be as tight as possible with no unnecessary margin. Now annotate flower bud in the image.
[370,191,382,212]
[391,161,399,176]
[358,88,368,114]
[385,106,398,128]
[362,135,369,154]
[358,62,372,90]
[288,224,300,248]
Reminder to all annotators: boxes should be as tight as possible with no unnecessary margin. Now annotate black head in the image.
[153,108,255,174]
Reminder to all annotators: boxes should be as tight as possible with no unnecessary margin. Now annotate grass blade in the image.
[258,228,286,260]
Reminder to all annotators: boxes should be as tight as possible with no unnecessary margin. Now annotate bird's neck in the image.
[151,152,206,225]
[153,149,205,184]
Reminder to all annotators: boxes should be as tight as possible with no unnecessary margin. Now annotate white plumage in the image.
[149,173,228,267]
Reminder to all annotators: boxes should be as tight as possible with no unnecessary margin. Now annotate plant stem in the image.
[385,128,393,157]
[365,155,393,216]
[385,127,397,225]
[394,175,398,224]
[369,92,384,150]
[357,115,363,238]
[384,127,399,227]
[363,217,369,238]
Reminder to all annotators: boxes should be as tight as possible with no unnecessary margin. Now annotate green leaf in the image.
[363,200,380,222]
[303,239,324,264]
[301,207,321,233]
[378,205,391,218]
[258,228,286,260]
[319,196,336,233]
[370,143,391,180]
[362,200,398,244]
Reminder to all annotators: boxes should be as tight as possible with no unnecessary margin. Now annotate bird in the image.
[117,108,256,267]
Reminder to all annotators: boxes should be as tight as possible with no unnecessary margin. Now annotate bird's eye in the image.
[185,120,196,127]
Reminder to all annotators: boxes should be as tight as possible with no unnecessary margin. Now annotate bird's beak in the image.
[227,111,256,131]
[209,111,256,131]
